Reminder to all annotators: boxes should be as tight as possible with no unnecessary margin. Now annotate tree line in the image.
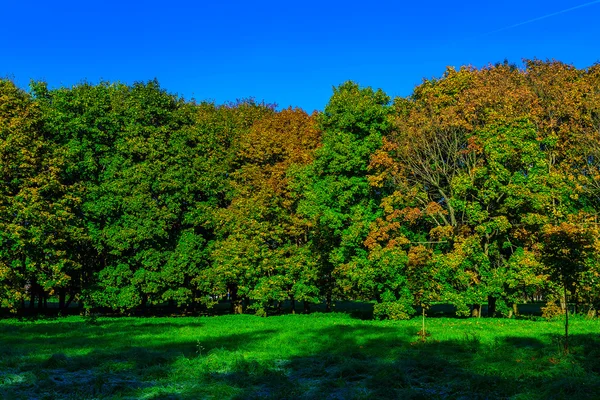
[2,59,600,319]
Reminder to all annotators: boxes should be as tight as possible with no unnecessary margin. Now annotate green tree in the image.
[32,80,125,310]
[298,81,394,314]
[86,80,215,310]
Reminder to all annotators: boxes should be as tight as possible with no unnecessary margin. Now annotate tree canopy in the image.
[2,60,600,324]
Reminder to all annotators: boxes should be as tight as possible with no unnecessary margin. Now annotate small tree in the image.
[539,221,599,353]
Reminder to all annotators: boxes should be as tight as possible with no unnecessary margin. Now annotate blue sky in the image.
[2,1,599,112]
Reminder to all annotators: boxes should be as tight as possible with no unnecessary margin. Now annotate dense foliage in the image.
[2,60,600,320]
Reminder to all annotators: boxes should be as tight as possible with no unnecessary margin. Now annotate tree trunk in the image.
[560,295,566,312]
[59,289,66,310]
[229,286,243,314]
[512,303,519,317]
[587,304,596,318]
[303,301,311,313]
[64,292,75,310]
[471,304,481,318]
[232,300,243,315]
[290,297,296,314]
[564,284,569,354]
[421,308,427,341]
[487,295,497,317]
[29,289,35,309]
[325,293,332,312]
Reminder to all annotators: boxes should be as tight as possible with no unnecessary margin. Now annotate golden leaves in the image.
[429,225,454,241]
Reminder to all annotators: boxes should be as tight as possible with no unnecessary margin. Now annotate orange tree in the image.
[367,61,600,317]
[209,108,321,315]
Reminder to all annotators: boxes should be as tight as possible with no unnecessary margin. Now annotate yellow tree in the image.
[0,80,75,311]
[209,108,321,314]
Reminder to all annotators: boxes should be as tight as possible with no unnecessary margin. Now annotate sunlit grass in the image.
[1,312,599,399]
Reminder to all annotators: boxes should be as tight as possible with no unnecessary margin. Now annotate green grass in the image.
[1,312,599,399]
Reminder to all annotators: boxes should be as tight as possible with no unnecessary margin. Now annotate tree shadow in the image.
[502,335,546,349]
[0,317,279,399]
[3,317,600,399]
[199,328,600,400]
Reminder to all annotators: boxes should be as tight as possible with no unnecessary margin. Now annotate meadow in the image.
[1,307,600,399]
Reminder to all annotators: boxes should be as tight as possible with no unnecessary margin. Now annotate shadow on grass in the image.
[2,317,600,399]
[197,329,600,400]
[502,335,546,349]
[0,317,281,399]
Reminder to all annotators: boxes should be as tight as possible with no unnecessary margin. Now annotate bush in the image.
[541,301,563,321]
[373,301,415,320]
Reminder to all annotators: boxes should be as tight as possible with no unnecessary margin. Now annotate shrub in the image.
[373,301,415,320]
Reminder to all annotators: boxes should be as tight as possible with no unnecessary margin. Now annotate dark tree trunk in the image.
[487,295,497,317]
[325,293,332,312]
[59,289,66,310]
[229,285,243,314]
[37,287,43,309]
[64,292,75,310]
[303,301,311,313]
[564,284,569,354]
[29,284,35,309]
[290,297,296,314]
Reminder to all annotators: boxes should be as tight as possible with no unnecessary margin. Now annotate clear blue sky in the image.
[2,1,599,112]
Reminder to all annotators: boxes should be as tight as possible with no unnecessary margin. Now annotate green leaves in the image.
[2,62,600,320]
[320,81,391,137]
[298,81,395,309]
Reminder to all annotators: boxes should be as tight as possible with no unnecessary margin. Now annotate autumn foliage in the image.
[1,60,600,321]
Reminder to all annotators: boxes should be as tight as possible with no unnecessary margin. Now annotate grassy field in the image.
[1,311,600,399]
